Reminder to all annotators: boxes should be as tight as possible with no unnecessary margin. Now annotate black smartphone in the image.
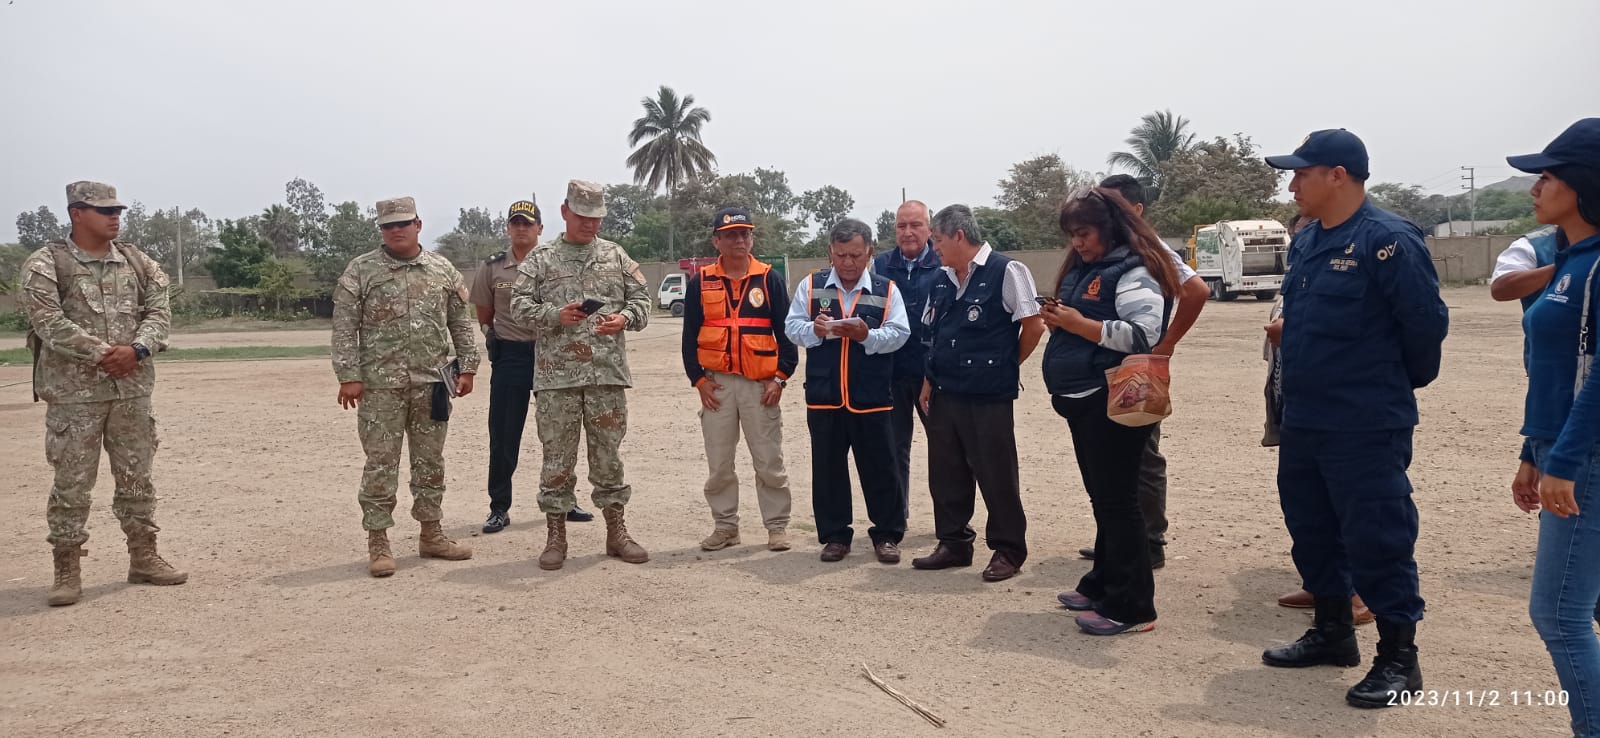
[1034,296,1060,307]
[579,298,605,314]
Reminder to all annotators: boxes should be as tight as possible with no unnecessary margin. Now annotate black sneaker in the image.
[483,512,510,534]
[567,505,595,523]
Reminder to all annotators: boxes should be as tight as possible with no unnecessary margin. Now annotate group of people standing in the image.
[18,119,1600,729]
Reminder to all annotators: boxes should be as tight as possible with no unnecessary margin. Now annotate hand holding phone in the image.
[579,298,605,315]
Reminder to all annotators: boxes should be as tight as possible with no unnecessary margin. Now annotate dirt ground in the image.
[0,285,1574,737]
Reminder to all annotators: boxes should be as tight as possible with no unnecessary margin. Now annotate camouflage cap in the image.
[375,196,418,226]
[65,181,125,209]
[564,179,607,218]
[508,200,541,224]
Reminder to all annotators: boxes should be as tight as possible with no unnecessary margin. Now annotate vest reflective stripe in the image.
[696,260,781,380]
[804,271,895,412]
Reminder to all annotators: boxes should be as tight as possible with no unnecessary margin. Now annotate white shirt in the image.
[1169,246,1197,282]
[1492,237,1538,282]
[922,242,1041,325]
[784,265,910,355]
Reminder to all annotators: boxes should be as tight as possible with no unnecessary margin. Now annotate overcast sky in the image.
[2,0,1596,244]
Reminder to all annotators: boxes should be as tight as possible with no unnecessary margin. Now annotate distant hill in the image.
[1483,175,1537,193]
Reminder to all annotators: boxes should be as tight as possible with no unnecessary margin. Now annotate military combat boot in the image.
[539,514,568,571]
[48,546,83,606]
[601,504,648,564]
[1346,620,1423,708]
[368,529,396,577]
[1263,597,1361,668]
[418,521,472,560]
[127,531,188,586]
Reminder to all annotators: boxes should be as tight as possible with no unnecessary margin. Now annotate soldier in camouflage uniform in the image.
[19,181,186,607]
[332,196,480,578]
[508,180,652,570]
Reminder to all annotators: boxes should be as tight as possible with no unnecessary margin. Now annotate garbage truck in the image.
[1187,219,1290,301]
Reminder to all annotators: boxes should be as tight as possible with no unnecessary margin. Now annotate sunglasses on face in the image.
[74,205,125,217]
[379,219,417,231]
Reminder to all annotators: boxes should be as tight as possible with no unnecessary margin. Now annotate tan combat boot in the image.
[127,532,188,586]
[368,529,396,577]
[418,521,473,560]
[48,546,83,606]
[539,514,567,571]
[602,504,648,564]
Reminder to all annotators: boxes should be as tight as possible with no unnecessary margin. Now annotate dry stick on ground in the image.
[861,663,947,728]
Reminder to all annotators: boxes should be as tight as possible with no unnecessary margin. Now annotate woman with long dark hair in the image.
[1040,187,1179,635]
[1507,118,1600,738]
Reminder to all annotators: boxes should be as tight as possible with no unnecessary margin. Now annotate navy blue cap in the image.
[1507,118,1600,173]
[712,206,754,233]
[1265,129,1370,180]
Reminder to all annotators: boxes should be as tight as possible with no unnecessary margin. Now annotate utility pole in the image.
[175,206,184,286]
[1460,167,1477,236]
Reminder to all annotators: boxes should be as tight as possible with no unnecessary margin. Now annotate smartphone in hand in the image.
[1034,296,1060,307]
[579,298,605,315]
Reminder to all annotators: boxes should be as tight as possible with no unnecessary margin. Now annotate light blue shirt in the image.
[784,266,910,356]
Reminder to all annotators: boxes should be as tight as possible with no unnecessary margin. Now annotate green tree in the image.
[209,219,273,288]
[1470,189,1536,221]
[307,201,377,286]
[875,209,896,244]
[1148,134,1282,235]
[436,207,507,268]
[0,242,29,296]
[600,184,659,240]
[1107,109,1196,199]
[1368,183,1443,228]
[285,178,329,251]
[257,204,301,257]
[16,206,66,247]
[974,206,1026,251]
[626,85,716,261]
[995,154,1094,249]
[748,167,797,218]
[136,206,217,278]
[797,185,855,237]
[256,259,300,312]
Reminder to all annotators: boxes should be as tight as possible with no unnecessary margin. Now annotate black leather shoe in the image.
[1150,550,1166,570]
[1078,546,1096,560]
[482,512,510,534]
[912,543,973,570]
[820,542,850,562]
[567,505,595,522]
[1263,628,1361,668]
[1347,621,1422,708]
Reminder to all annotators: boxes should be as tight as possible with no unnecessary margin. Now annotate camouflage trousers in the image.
[357,385,448,530]
[44,396,161,548]
[536,385,632,514]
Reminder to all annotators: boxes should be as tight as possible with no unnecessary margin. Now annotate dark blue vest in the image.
[803,270,896,412]
[926,253,1021,400]
[1041,249,1161,396]
[873,241,942,380]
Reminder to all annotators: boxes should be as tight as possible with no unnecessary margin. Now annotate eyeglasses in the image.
[379,219,417,231]
[72,205,125,216]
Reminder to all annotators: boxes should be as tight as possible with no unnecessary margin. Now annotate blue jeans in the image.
[1529,437,1600,738]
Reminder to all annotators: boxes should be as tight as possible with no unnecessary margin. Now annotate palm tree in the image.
[626,85,715,260]
[1106,109,1197,201]
[257,204,301,257]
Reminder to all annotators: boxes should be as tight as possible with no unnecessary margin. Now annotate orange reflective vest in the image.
[695,259,785,381]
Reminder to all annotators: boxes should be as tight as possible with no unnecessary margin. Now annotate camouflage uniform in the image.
[20,186,171,549]
[332,216,479,531]
[508,183,651,515]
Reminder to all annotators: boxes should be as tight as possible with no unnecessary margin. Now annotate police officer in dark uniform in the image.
[469,200,593,533]
[873,200,943,520]
[1259,130,1449,708]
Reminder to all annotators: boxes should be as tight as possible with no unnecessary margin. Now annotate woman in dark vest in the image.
[1040,187,1180,636]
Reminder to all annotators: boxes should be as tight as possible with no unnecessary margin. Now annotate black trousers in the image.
[1054,393,1157,624]
[888,375,929,519]
[486,340,534,515]
[808,408,906,546]
[926,392,1027,564]
[1138,427,1169,551]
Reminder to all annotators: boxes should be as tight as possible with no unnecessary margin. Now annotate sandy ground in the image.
[0,285,1574,737]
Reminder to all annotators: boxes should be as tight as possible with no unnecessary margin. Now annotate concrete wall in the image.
[1424,235,1521,284]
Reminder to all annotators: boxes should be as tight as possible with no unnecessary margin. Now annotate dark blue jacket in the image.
[802,270,896,412]
[1520,233,1600,480]
[1278,200,1449,431]
[874,241,943,380]
[925,253,1022,400]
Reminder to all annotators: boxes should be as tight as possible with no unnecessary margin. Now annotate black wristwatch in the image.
[132,343,151,361]
[773,377,787,388]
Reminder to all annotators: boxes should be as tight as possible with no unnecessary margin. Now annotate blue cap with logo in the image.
[712,207,755,233]
[1507,118,1600,173]
[1265,129,1370,180]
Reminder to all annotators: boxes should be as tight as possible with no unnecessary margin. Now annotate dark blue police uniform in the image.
[1276,199,1449,625]
[873,240,943,516]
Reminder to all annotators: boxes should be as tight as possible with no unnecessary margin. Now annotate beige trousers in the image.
[699,372,791,531]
